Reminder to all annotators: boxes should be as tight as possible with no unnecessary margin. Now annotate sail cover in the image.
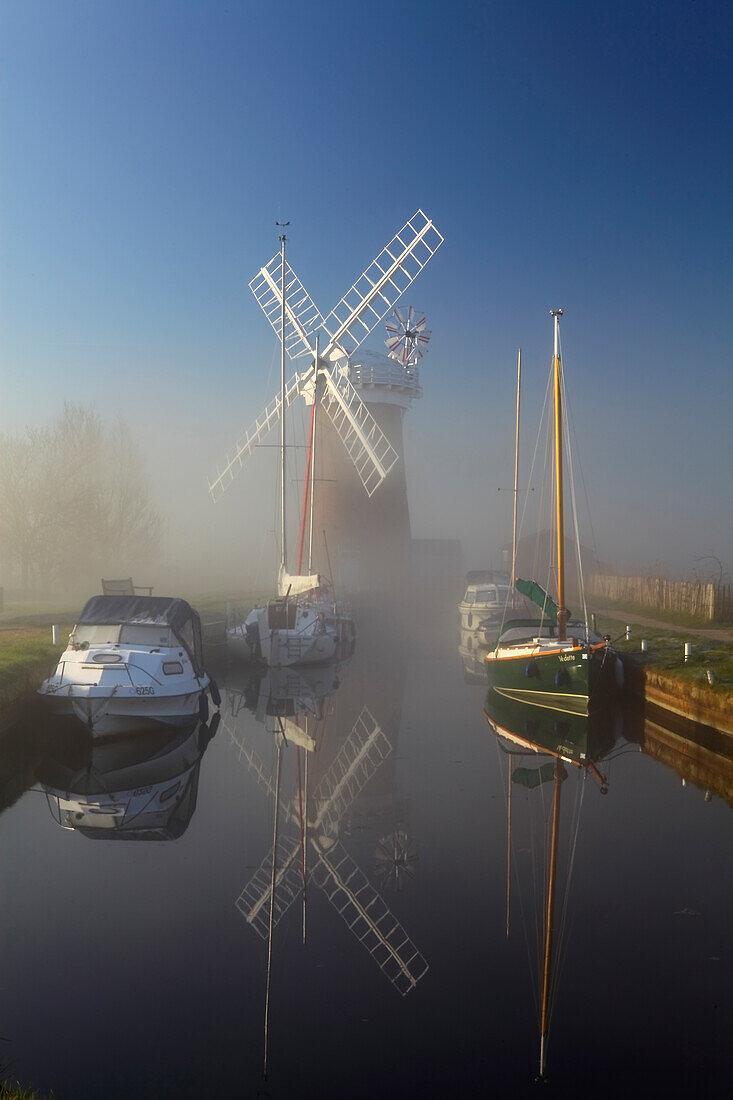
[514,579,566,622]
[512,761,557,789]
[278,567,323,598]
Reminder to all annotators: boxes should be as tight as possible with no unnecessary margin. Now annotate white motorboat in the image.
[38,594,219,735]
[458,574,512,631]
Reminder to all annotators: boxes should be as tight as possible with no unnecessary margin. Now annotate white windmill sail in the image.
[318,210,443,362]
[208,210,442,503]
[229,704,428,994]
[250,257,324,361]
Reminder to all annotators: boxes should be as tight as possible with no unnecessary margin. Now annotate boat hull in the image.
[228,604,353,668]
[485,643,620,715]
[38,684,208,736]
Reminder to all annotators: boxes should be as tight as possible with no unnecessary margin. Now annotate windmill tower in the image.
[208,210,443,606]
[312,304,432,606]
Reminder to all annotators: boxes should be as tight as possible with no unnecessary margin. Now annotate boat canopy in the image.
[78,595,200,633]
[76,595,205,673]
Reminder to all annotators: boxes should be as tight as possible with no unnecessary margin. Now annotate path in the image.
[596,609,733,643]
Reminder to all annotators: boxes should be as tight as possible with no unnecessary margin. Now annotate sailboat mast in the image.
[511,348,521,610]
[278,228,288,576]
[308,335,319,574]
[551,310,566,641]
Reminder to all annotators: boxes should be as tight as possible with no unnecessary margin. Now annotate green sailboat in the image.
[485,311,622,713]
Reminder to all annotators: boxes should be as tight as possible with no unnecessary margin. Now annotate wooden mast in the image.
[511,348,521,610]
[551,310,566,641]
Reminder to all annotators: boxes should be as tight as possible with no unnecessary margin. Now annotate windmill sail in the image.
[250,259,324,361]
[210,210,442,503]
[319,210,443,362]
[319,370,398,497]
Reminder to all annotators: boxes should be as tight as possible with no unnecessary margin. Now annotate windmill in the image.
[208,210,442,505]
[385,306,431,365]
[209,211,442,603]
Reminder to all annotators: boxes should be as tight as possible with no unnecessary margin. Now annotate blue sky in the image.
[2,0,732,582]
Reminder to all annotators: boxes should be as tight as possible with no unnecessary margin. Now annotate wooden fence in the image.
[586,574,733,622]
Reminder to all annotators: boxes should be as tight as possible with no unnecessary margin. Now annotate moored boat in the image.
[458,573,512,631]
[37,594,219,735]
[485,312,622,713]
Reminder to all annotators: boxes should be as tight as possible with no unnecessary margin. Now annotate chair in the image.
[101,578,154,596]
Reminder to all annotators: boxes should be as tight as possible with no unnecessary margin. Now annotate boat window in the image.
[464,592,475,605]
[119,624,176,647]
[72,624,121,646]
[475,587,497,602]
[92,653,123,664]
[163,661,184,675]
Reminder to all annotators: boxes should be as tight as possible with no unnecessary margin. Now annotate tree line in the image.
[0,404,161,593]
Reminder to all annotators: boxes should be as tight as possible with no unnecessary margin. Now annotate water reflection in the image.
[484,690,623,1082]
[457,624,491,683]
[37,717,219,840]
[219,653,428,1076]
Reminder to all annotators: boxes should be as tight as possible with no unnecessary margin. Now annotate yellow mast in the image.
[511,349,521,610]
[551,310,566,642]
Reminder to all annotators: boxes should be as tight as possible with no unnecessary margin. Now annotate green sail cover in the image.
[512,761,557,789]
[514,578,567,622]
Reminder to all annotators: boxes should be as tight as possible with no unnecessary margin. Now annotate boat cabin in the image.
[70,595,206,675]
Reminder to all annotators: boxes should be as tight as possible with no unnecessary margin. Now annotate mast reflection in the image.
[484,689,621,1082]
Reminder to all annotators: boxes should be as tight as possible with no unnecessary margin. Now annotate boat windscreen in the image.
[72,624,122,646]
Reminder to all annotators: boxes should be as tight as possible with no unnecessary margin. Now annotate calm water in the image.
[1,617,731,1098]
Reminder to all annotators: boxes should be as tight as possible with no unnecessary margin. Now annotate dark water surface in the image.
[1,623,731,1098]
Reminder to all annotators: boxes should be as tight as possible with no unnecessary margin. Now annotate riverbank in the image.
[596,609,733,734]
[0,627,63,725]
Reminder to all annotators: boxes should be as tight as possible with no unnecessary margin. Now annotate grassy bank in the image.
[0,1085,54,1099]
[0,627,63,712]
[595,611,733,732]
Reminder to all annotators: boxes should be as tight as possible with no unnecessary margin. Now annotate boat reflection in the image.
[484,689,622,1082]
[220,656,428,1077]
[458,624,491,684]
[38,716,219,840]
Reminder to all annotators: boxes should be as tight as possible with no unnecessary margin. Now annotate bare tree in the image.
[0,404,162,593]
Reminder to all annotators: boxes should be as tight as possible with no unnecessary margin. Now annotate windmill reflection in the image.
[220,659,428,1077]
